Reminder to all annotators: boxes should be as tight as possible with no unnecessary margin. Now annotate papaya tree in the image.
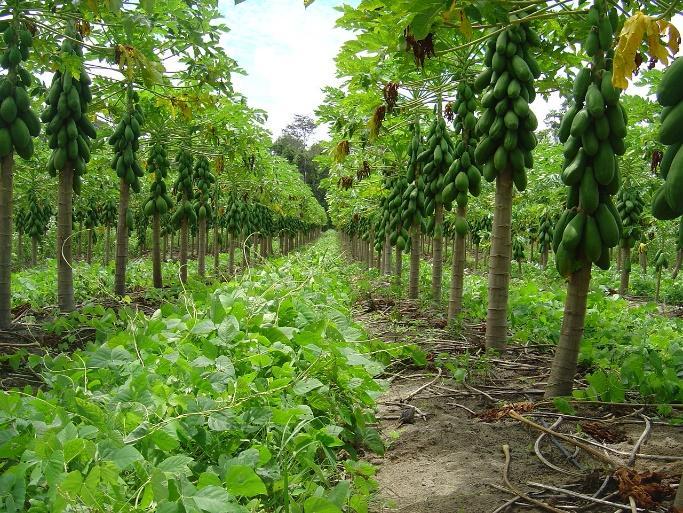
[193,155,214,277]
[473,14,541,348]
[101,197,117,266]
[653,249,668,301]
[404,122,425,299]
[512,237,525,276]
[23,189,51,267]
[43,28,96,312]
[445,81,482,320]
[615,185,644,294]
[0,10,40,327]
[420,108,453,302]
[143,142,172,288]
[537,210,553,269]
[546,0,626,397]
[650,57,683,283]
[83,204,98,264]
[109,87,144,295]
[172,148,195,283]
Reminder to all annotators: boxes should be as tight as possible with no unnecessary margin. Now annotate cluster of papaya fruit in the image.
[171,149,196,225]
[445,82,482,236]
[373,188,390,254]
[143,143,173,217]
[44,36,95,193]
[398,122,429,249]
[83,204,98,231]
[537,211,553,253]
[384,175,411,252]
[109,91,144,193]
[653,249,669,271]
[193,156,214,220]
[21,190,51,240]
[0,21,40,160]
[652,57,683,220]
[512,238,525,261]
[616,186,644,248]
[224,195,246,236]
[473,19,541,191]
[250,203,274,237]
[553,1,624,276]
[418,115,455,223]
[101,198,118,228]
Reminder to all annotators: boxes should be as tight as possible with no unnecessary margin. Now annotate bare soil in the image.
[353,288,682,513]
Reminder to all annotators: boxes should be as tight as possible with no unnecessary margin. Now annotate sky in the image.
[218,2,682,142]
[219,0,359,140]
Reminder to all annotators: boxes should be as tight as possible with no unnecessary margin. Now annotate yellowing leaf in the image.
[614,12,681,89]
[647,19,669,65]
[613,11,649,89]
[442,3,472,41]
[662,19,681,56]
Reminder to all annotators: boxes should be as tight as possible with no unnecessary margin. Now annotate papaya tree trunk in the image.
[384,234,392,274]
[673,249,682,280]
[0,154,13,328]
[16,230,23,269]
[616,246,622,271]
[674,473,683,509]
[619,245,631,295]
[448,206,466,321]
[180,217,188,284]
[214,221,220,273]
[655,268,662,302]
[31,236,37,267]
[228,233,235,275]
[79,222,84,260]
[545,264,592,398]
[486,168,513,349]
[640,250,647,273]
[86,228,93,264]
[409,221,420,299]
[395,244,402,286]
[431,204,444,303]
[57,163,75,312]
[474,243,479,271]
[152,214,162,288]
[542,248,549,270]
[104,226,111,266]
[198,217,206,277]
[114,179,130,296]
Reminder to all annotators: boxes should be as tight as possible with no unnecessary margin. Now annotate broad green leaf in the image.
[293,377,324,395]
[109,445,144,470]
[303,496,343,513]
[192,319,216,335]
[158,454,194,475]
[192,485,231,513]
[224,464,266,497]
[207,410,238,432]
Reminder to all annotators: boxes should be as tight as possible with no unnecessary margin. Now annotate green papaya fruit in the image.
[586,84,605,117]
[595,202,619,246]
[656,57,683,107]
[562,211,586,250]
[579,167,599,214]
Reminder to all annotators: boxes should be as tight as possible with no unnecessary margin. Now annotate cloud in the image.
[219,0,357,140]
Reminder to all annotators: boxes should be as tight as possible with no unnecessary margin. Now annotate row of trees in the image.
[318,0,681,399]
[0,0,326,329]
